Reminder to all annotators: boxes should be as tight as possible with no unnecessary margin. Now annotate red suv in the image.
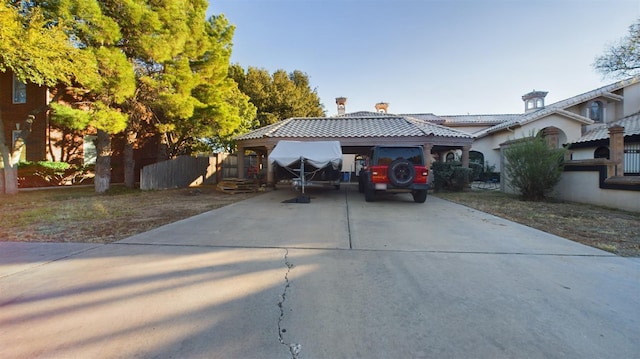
[358,146,429,203]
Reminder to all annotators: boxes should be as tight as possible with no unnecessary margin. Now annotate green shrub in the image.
[18,161,94,187]
[504,133,566,201]
[469,162,483,181]
[432,161,472,191]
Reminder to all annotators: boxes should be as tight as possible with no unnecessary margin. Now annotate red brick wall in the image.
[0,71,49,161]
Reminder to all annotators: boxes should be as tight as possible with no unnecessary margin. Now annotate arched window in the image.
[589,101,604,122]
[469,151,484,165]
[594,146,610,159]
[445,152,455,162]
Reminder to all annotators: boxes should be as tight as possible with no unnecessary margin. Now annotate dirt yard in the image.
[435,190,640,257]
[0,185,262,244]
[1,185,638,257]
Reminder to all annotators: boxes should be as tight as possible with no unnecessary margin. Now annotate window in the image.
[11,130,27,161]
[536,99,543,108]
[594,146,609,159]
[445,152,455,162]
[589,101,603,122]
[469,151,484,165]
[374,147,424,165]
[13,74,26,104]
[83,135,97,165]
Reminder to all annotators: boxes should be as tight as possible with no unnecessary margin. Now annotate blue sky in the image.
[207,0,640,116]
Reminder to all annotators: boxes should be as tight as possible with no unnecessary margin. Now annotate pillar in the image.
[461,145,471,168]
[237,146,245,179]
[423,144,433,170]
[266,144,275,186]
[423,144,433,185]
[609,125,625,177]
[543,127,560,149]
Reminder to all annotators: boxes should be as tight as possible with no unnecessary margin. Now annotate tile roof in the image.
[439,114,522,125]
[234,113,472,141]
[399,113,446,124]
[573,112,640,144]
[474,77,639,138]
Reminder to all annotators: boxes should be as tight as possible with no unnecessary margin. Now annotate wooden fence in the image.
[140,154,230,190]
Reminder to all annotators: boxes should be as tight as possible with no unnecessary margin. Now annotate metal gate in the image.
[624,143,640,175]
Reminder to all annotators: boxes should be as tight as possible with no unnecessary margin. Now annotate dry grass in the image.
[434,190,640,257]
[2,185,638,257]
[0,185,261,244]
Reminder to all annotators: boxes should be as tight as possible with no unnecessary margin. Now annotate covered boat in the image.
[269,140,343,191]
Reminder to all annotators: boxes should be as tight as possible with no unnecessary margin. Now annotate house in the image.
[0,70,51,163]
[235,78,640,211]
[234,99,474,186]
[0,69,161,185]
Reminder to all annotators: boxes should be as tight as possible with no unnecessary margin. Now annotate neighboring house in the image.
[0,70,51,162]
[0,69,161,184]
[0,70,98,166]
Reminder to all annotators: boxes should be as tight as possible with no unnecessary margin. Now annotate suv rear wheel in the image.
[412,190,427,203]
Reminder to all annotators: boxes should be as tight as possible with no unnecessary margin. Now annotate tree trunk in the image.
[94,129,112,193]
[123,128,136,188]
[0,109,18,195]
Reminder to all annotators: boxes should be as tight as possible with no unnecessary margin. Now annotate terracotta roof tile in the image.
[573,113,640,143]
[234,113,472,141]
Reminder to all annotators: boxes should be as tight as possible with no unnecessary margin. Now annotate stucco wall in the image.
[473,114,585,172]
[570,148,596,161]
[552,171,639,212]
[471,138,501,170]
[623,81,640,116]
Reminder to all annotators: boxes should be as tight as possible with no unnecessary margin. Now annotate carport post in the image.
[461,145,471,168]
[300,156,305,193]
[237,146,245,179]
[266,144,275,186]
[423,144,433,184]
[423,144,433,169]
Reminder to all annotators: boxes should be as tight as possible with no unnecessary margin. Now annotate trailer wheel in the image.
[364,185,375,202]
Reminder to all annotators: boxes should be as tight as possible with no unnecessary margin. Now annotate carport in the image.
[234,111,474,186]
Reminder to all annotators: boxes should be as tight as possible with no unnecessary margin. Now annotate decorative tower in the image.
[375,102,389,113]
[522,90,548,113]
[336,97,347,115]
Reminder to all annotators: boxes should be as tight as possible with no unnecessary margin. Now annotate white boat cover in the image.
[269,141,343,169]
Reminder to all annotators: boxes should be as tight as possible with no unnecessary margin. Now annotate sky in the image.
[206,0,640,116]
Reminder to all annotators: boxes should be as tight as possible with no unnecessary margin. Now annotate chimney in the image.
[522,90,548,113]
[375,102,389,113]
[336,97,347,115]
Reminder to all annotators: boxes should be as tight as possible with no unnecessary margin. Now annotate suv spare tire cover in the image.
[388,159,415,187]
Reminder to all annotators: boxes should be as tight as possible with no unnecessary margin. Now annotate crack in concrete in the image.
[278,248,301,358]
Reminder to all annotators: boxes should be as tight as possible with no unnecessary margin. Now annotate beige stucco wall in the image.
[622,81,640,116]
[552,171,640,212]
[473,114,584,172]
[471,137,501,170]
[570,148,596,161]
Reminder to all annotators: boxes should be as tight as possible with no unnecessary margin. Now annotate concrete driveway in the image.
[1,185,639,358]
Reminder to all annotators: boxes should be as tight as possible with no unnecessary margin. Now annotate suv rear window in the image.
[373,147,423,165]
